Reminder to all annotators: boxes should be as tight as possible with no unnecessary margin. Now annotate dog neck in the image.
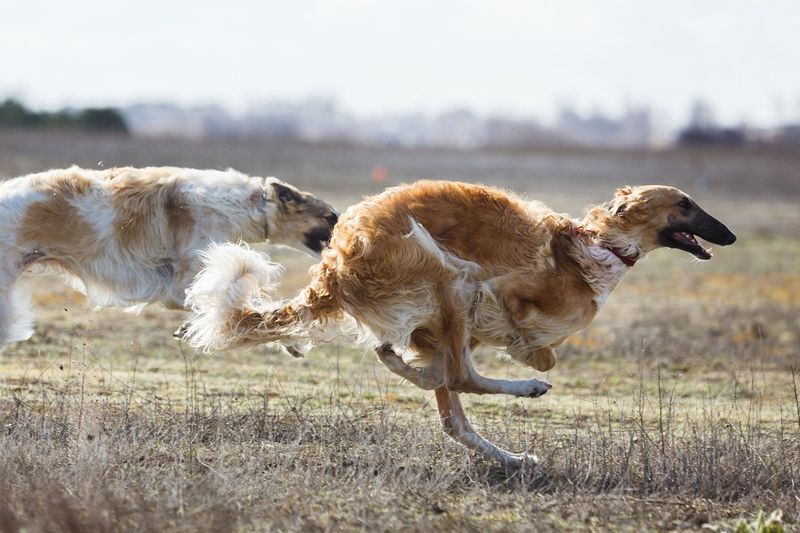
[567,229,631,308]
[261,190,271,240]
[260,177,283,241]
[571,225,641,268]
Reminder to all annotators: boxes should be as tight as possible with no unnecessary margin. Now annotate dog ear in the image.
[603,199,628,216]
[610,186,633,216]
[272,182,303,206]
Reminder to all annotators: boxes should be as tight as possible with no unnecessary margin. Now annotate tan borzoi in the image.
[0,166,338,349]
[185,181,736,466]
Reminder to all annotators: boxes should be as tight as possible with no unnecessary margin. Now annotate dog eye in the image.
[678,198,691,210]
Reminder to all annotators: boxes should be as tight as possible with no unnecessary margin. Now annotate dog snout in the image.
[720,229,736,246]
[694,209,737,246]
[704,225,737,246]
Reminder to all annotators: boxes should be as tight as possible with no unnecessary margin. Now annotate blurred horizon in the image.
[5,94,800,150]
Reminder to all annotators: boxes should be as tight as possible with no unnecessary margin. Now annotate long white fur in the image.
[0,281,35,344]
[0,166,334,350]
[574,239,630,308]
[185,243,358,353]
[184,243,284,352]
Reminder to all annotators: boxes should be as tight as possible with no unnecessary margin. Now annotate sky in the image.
[1,0,799,128]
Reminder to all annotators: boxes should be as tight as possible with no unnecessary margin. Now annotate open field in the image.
[0,130,798,531]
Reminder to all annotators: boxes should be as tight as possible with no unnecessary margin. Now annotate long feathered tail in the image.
[184,243,349,353]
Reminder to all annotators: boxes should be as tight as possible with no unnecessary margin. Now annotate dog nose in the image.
[709,225,736,246]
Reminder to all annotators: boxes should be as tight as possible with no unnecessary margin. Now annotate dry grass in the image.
[0,131,798,531]
[1,334,797,531]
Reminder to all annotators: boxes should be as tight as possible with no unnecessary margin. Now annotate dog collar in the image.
[607,247,639,267]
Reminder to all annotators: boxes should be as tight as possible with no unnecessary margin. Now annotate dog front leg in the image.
[443,335,551,398]
[434,387,536,467]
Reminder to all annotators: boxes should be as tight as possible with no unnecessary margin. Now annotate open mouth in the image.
[304,239,327,254]
[663,230,713,260]
[304,227,333,254]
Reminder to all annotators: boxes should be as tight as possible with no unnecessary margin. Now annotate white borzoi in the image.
[0,166,338,348]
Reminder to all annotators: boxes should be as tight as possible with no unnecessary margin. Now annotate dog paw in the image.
[499,451,539,468]
[375,342,402,364]
[282,344,305,358]
[523,379,551,398]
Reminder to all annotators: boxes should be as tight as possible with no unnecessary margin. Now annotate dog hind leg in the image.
[435,386,537,467]
[0,276,35,349]
[375,342,444,390]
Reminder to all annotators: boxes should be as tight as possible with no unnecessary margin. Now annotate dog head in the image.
[264,179,339,256]
[587,185,736,260]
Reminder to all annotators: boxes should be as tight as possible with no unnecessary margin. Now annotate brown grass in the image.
[1,344,797,531]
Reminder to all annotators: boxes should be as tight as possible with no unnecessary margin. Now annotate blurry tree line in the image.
[678,100,800,149]
[0,99,128,133]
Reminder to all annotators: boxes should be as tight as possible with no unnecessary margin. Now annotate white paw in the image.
[520,379,551,398]
[499,451,539,468]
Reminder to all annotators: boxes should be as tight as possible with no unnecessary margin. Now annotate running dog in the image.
[185,181,735,466]
[0,166,338,348]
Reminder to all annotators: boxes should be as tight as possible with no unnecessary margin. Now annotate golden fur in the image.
[186,180,736,466]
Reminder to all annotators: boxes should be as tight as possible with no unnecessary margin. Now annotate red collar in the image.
[607,247,639,267]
